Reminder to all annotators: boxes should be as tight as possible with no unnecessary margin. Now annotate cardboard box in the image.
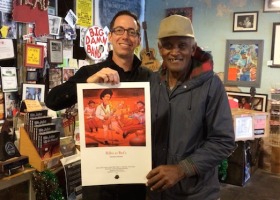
[19,127,62,172]
[231,108,269,141]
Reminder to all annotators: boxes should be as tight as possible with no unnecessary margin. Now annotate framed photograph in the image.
[24,43,44,68]
[48,0,58,15]
[77,82,151,185]
[233,11,258,32]
[226,91,268,112]
[26,70,38,81]
[1,67,18,92]
[49,68,62,89]
[63,68,76,82]
[264,0,280,12]
[166,7,192,21]
[48,39,63,64]
[48,15,62,35]
[271,23,280,67]
[224,39,264,88]
[22,83,45,102]
[4,92,19,119]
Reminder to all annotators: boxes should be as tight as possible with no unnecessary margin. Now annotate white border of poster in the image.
[77,82,151,186]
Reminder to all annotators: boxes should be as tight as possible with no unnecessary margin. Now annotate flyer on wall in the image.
[77,82,151,186]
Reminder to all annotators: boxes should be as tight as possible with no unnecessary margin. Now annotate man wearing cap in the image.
[146,15,235,200]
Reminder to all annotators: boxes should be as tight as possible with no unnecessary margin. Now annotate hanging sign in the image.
[84,25,108,61]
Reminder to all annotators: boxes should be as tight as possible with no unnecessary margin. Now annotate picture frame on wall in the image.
[224,39,264,88]
[49,68,62,89]
[233,11,258,32]
[271,23,280,67]
[226,91,268,112]
[26,70,38,81]
[63,68,76,82]
[48,15,62,35]
[263,0,280,12]
[165,7,192,21]
[4,92,19,119]
[48,39,63,64]
[48,0,58,15]
[22,83,45,102]
[24,43,44,68]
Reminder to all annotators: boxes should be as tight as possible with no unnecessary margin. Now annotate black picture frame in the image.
[26,71,38,81]
[233,11,258,32]
[224,39,264,88]
[226,91,268,112]
[271,23,280,67]
[264,0,280,12]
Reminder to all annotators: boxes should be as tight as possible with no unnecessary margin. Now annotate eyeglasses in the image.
[111,27,139,37]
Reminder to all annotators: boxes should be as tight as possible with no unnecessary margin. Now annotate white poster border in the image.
[77,82,151,186]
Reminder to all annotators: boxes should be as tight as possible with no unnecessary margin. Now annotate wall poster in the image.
[77,82,151,186]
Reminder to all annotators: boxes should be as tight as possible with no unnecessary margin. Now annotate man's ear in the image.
[191,41,197,56]
[158,42,163,56]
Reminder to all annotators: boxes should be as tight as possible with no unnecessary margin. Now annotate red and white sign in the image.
[84,25,108,61]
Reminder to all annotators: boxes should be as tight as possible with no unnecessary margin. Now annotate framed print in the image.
[227,91,268,112]
[24,43,44,68]
[224,39,264,88]
[49,68,62,89]
[48,15,62,35]
[264,0,280,12]
[48,39,63,64]
[26,70,38,81]
[0,39,14,60]
[48,0,58,15]
[1,67,18,92]
[63,68,76,82]
[233,11,258,32]
[22,83,45,102]
[4,92,19,119]
[271,23,280,67]
[77,82,151,186]
[166,7,192,21]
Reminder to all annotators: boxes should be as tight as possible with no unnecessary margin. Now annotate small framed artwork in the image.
[63,68,76,82]
[22,83,45,102]
[26,70,38,81]
[48,39,63,64]
[271,23,280,67]
[49,68,62,89]
[224,39,264,88]
[166,7,192,21]
[233,11,258,32]
[48,15,62,35]
[4,92,19,119]
[48,0,58,15]
[226,91,268,112]
[264,0,280,12]
[24,43,44,68]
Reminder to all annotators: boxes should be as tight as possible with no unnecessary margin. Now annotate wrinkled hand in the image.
[146,165,186,192]
[87,67,120,84]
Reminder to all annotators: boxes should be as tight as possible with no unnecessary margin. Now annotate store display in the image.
[0,120,28,175]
